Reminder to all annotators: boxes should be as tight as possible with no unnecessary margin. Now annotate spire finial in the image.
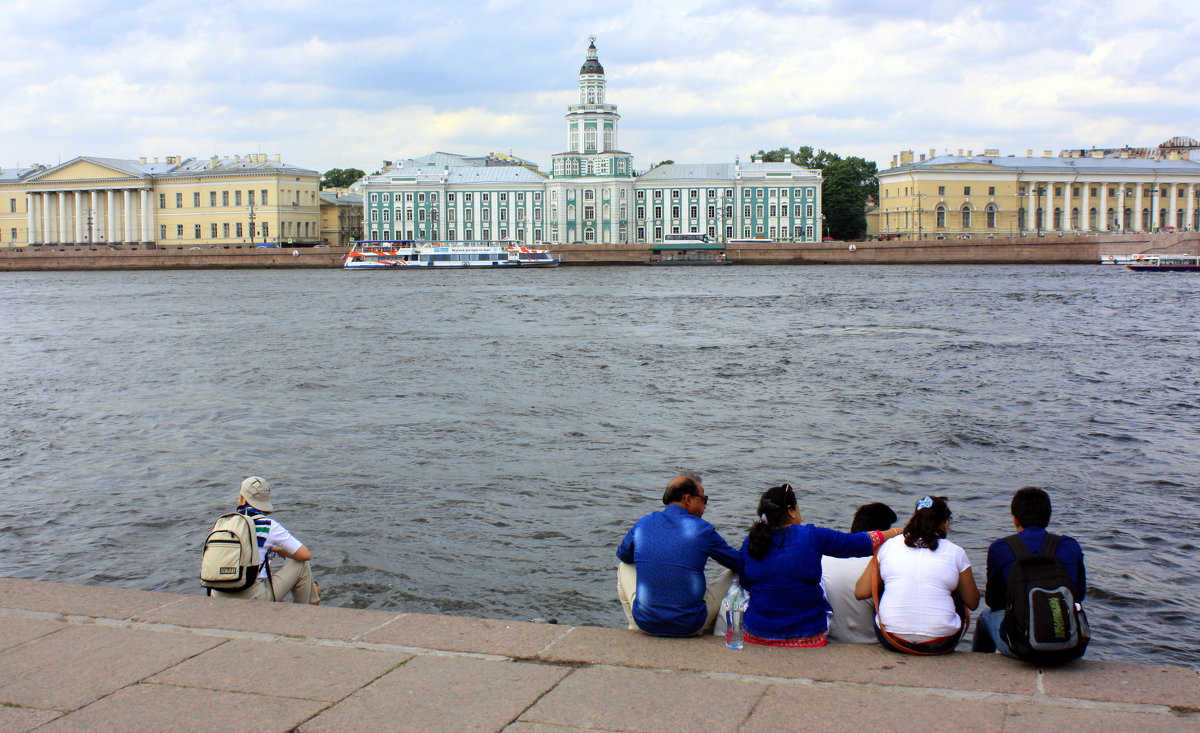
[588,34,596,45]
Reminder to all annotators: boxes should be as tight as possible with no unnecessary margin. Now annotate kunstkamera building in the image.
[361,41,822,246]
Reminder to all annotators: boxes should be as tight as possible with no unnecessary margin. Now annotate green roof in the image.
[648,242,726,251]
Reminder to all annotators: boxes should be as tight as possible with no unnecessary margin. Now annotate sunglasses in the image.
[692,493,709,505]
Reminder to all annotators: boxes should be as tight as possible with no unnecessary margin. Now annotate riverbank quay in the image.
[2,232,1197,270]
[1,578,1196,733]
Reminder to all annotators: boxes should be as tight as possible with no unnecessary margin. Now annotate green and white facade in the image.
[361,41,821,245]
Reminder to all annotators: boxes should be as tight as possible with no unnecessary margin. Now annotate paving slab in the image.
[518,664,766,733]
[0,578,185,620]
[503,724,603,733]
[539,627,1038,695]
[1040,660,1200,711]
[0,706,62,733]
[134,595,399,641]
[148,637,411,702]
[1002,702,1200,733]
[0,616,66,653]
[35,683,327,733]
[299,655,571,733]
[0,625,222,710]
[743,683,1008,732]
[361,614,571,658]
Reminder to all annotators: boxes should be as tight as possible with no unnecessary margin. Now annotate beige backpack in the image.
[200,513,262,591]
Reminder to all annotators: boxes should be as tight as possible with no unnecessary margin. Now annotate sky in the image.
[3,0,1199,176]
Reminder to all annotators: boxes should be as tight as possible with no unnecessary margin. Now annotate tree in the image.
[320,168,366,189]
[650,160,675,169]
[748,145,879,239]
[822,159,868,240]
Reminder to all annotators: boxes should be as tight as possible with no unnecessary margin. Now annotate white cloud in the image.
[1,0,1197,174]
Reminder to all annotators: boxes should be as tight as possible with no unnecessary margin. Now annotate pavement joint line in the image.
[531,623,576,657]
[347,612,408,641]
[141,678,345,706]
[585,664,1182,716]
[137,595,191,618]
[503,664,582,730]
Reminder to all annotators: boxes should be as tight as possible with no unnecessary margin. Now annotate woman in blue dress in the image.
[738,484,901,647]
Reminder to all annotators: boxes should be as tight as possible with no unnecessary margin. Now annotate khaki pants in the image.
[213,560,317,603]
[616,562,734,635]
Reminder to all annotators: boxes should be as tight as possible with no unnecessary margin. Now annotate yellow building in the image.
[0,154,321,248]
[318,189,363,247]
[878,139,1200,240]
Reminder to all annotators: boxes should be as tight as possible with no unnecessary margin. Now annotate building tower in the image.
[551,38,634,180]
[547,38,636,244]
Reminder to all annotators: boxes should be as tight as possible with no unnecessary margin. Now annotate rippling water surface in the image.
[1,265,1197,667]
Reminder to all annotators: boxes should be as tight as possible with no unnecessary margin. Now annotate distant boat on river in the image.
[648,233,731,265]
[1125,254,1200,272]
[344,240,560,269]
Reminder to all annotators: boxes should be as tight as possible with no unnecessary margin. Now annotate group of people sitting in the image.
[617,473,1086,661]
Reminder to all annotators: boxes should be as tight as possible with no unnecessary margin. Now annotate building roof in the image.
[320,191,363,206]
[887,154,1200,176]
[580,41,604,75]
[447,166,547,183]
[638,163,735,181]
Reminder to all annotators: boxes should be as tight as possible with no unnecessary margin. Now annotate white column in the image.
[1026,183,1035,233]
[140,189,150,242]
[89,191,98,243]
[1117,185,1127,231]
[107,190,116,244]
[1169,183,1178,230]
[1187,184,1196,231]
[123,190,133,243]
[1063,182,1073,231]
[74,192,83,243]
[42,193,54,243]
[26,194,37,244]
[1045,183,1055,231]
[1081,182,1091,231]
[1134,184,1143,231]
[1098,183,1108,231]
[57,192,68,243]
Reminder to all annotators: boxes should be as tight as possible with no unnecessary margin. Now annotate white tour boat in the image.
[344,240,560,269]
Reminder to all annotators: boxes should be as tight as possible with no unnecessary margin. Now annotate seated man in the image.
[972,487,1086,658]
[616,473,738,636]
[213,476,321,604]
[821,502,897,643]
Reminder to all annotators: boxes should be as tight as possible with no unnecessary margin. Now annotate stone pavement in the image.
[1,577,1196,732]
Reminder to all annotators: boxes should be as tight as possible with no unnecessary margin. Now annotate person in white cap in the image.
[213,476,321,604]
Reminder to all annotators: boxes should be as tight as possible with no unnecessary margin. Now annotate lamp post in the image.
[83,208,94,244]
[248,200,257,244]
[1036,187,1044,236]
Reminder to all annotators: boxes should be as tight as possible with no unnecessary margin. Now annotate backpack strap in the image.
[1004,532,1062,560]
[1039,533,1062,558]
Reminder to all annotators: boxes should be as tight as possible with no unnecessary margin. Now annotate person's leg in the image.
[616,562,639,630]
[973,608,1016,657]
[268,559,317,603]
[701,569,735,634]
[212,579,268,601]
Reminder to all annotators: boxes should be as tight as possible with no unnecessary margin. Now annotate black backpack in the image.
[1003,533,1089,665]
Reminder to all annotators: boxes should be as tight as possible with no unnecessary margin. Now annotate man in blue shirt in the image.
[972,487,1086,658]
[616,473,739,636]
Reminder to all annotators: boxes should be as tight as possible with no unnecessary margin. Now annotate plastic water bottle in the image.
[722,580,745,650]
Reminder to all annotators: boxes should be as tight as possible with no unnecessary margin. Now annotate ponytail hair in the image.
[903,495,951,550]
[747,484,798,560]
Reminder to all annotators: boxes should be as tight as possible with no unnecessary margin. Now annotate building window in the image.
[194,224,201,238]
[159,224,166,239]
[209,191,216,206]
[236,223,243,237]
[159,194,165,208]
[176,224,184,237]
[176,193,183,208]
[262,222,269,238]
[193,192,200,207]
[989,187,996,196]
[261,190,268,205]
[672,206,680,219]
[961,206,971,228]
[211,223,218,238]
[234,191,242,206]
[248,190,255,206]
[636,190,644,200]
[986,204,997,228]
[963,186,971,196]
[655,206,663,219]
[223,191,230,206]
[937,186,946,196]
[936,205,946,228]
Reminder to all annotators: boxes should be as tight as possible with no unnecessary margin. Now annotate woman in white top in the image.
[855,496,980,654]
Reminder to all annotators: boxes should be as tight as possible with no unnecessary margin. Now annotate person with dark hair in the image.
[821,502,898,643]
[972,487,1086,658]
[855,496,979,654]
[616,472,739,637]
[737,485,902,647]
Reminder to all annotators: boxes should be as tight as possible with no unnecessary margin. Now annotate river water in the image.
[0,265,1196,668]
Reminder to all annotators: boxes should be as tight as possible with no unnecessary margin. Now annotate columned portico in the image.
[107,190,116,244]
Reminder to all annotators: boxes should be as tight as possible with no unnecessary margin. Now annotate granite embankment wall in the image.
[1,232,1197,270]
[560,231,1200,265]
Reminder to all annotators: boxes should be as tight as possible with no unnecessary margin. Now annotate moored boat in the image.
[1125,254,1200,272]
[344,240,560,269]
[647,233,731,265]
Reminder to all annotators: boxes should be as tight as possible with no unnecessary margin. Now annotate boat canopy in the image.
[648,243,727,251]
